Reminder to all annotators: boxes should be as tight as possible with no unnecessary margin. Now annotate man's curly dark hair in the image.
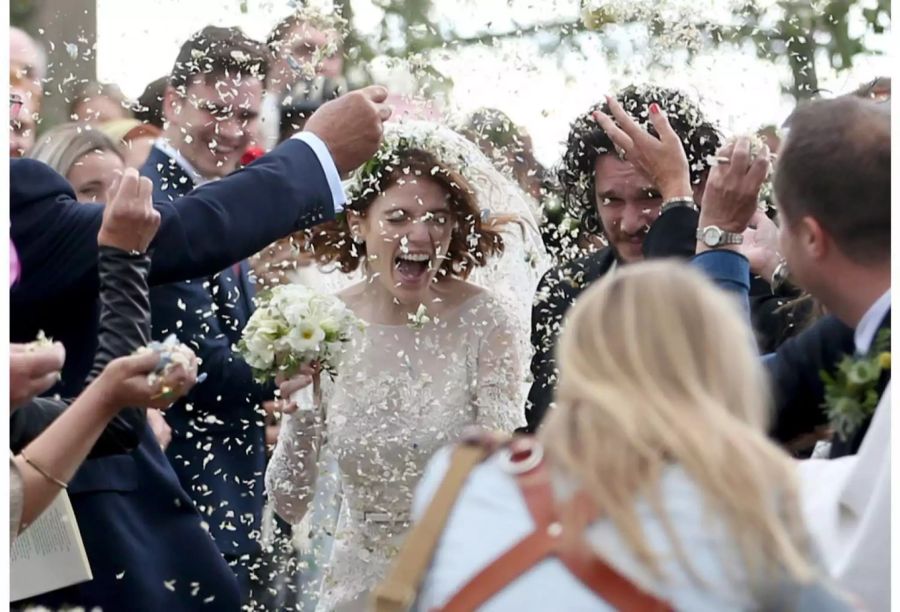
[558,85,722,235]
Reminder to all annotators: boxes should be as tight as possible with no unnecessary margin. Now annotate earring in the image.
[352,234,364,245]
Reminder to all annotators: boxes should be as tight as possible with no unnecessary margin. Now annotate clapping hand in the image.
[97,168,161,253]
[592,95,694,200]
[9,342,67,409]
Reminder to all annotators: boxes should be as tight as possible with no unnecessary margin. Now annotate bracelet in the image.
[20,450,68,489]
[660,197,699,214]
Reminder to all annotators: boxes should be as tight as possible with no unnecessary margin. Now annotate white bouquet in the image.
[238,284,364,399]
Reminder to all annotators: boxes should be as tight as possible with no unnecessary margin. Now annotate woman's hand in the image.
[273,363,319,413]
[592,95,693,200]
[9,343,66,410]
[698,139,771,234]
[97,168,161,253]
[95,348,198,413]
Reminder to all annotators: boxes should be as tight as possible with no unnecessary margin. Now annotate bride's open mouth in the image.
[393,251,433,286]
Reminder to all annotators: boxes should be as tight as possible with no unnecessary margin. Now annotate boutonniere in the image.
[821,329,890,441]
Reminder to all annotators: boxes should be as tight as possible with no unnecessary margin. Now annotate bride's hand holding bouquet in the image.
[238,283,364,414]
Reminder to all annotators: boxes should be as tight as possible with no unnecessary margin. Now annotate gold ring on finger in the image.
[151,385,174,400]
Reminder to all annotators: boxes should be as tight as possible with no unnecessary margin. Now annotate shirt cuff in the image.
[291,132,347,213]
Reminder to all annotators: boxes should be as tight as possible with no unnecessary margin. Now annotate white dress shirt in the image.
[853,288,890,354]
[153,138,206,187]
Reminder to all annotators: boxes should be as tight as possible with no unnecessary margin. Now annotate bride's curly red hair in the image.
[308,149,511,279]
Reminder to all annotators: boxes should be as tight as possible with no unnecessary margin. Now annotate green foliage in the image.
[10,0,39,27]
[821,328,890,440]
[339,0,888,103]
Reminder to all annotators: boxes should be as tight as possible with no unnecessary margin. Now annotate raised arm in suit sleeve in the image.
[10,138,337,305]
[690,250,751,314]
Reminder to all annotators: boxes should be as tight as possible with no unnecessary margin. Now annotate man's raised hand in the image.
[304,86,392,176]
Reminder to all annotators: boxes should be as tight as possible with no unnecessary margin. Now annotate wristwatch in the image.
[696,225,743,248]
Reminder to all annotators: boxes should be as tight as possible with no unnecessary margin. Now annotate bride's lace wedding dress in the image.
[265,289,526,611]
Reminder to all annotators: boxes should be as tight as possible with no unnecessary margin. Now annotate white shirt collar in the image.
[854,289,891,354]
[153,138,208,187]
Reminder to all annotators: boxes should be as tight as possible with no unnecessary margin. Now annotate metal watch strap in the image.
[696,226,744,247]
[660,197,698,214]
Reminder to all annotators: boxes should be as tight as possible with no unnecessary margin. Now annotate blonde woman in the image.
[28,122,125,202]
[407,262,854,611]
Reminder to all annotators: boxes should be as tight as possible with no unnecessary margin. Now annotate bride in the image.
[265,121,548,611]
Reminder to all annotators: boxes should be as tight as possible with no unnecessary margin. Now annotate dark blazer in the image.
[521,206,835,434]
[10,247,242,611]
[525,247,617,431]
[10,137,335,397]
[524,206,715,431]
[9,141,335,611]
[768,310,890,458]
[141,147,274,560]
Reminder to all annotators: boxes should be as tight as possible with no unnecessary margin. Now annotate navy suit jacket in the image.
[141,147,274,558]
[9,140,335,611]
[11,138,334,397]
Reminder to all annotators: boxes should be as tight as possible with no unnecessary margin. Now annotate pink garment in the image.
[10,239,20,286]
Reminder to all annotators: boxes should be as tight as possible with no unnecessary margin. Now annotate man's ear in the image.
[799,215,829,261]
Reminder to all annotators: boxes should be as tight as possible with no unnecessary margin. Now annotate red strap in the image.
[437,448,671,611]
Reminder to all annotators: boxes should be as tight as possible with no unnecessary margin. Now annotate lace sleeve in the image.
[265,404,325,524]
[472,303,527,432]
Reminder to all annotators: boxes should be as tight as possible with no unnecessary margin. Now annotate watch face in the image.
[701,226,722,246]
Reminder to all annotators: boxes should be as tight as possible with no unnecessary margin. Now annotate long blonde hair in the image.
[539,261,814,595]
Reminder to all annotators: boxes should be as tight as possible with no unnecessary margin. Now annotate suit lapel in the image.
[829,309,891,458]
[147,147,256,339]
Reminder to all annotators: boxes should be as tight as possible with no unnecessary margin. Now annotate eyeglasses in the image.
[10,94,23,120]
